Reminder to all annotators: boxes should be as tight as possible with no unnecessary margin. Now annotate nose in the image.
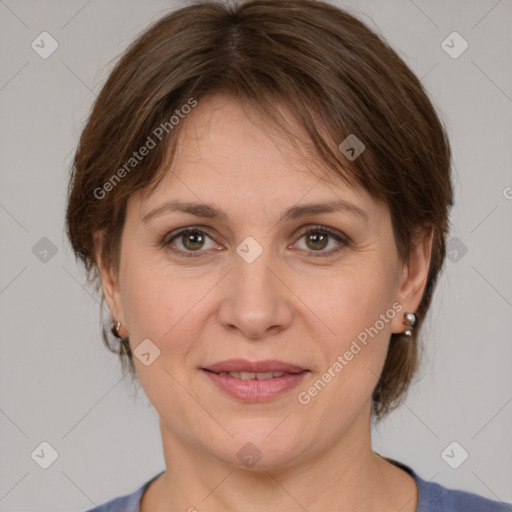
[217,244,293,340]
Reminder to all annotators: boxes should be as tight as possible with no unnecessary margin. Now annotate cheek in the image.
[119,252,219,360]
[119,261,208,411]
[303,263,398,348]
[296,259,399,403]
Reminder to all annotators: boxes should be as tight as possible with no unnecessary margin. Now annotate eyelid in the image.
[290,224,349,257]
[292,224,350,244]
[161,225,216,244]
[161,225,221,258]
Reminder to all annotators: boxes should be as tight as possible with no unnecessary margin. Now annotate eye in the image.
[162,225,349,259]
[292,226,348,257]
[162,227,219,257]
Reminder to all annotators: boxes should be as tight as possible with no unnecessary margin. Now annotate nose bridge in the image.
[234,232,277,288]
[217,236,292,338]
[236,245,275,297]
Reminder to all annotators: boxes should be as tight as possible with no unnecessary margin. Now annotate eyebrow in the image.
[141,199,368,224]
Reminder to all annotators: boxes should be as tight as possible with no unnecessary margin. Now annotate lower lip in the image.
[202,370,309,402]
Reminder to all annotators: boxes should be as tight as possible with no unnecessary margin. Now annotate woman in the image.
[65,0,511,510]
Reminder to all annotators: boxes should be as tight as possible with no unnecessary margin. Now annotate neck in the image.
[141,408,417,512]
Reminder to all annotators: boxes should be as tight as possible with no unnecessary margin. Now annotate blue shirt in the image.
[85,460,512,511]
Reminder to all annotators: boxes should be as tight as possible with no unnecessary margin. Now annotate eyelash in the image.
[161,225,349,259]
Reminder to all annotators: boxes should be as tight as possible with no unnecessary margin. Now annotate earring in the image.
[111,320,123,339]
[403,312,417,338]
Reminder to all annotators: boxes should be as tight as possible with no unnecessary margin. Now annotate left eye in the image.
[292,227,348,257]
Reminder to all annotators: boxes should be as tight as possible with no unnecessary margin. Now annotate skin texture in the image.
[97,94,432,511]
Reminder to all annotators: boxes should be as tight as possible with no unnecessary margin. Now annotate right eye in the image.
[162,227,221,257]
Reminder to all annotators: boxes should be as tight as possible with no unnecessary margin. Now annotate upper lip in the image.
[203,359,308,374]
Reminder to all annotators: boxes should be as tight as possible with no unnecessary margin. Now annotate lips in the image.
[201,359,309,402]
[203,358,307,374]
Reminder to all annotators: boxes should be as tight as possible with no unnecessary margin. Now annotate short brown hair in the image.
[65,0,453,420]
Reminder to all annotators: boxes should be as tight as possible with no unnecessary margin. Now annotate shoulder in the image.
[83,487,143,512]
[384,457,511,512]
[83,472,164,512]
[415,475,512,511]
[406,464,512,511]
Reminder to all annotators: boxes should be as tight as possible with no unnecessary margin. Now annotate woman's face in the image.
[99,94,430,469]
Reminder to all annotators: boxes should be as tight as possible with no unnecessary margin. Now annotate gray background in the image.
[1,0,511,510]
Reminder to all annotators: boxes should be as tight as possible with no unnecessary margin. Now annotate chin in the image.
[203,427,308,471]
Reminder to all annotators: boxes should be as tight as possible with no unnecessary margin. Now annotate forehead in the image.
[134,94,379,220]
[168,94,328,184]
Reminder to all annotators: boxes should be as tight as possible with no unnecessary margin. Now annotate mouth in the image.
[204,370,300,380]
[201,359,310,402]
[203,358,308,374]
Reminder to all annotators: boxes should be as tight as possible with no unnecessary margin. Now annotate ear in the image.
[93,230,128,338]
[391,227,434,334]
